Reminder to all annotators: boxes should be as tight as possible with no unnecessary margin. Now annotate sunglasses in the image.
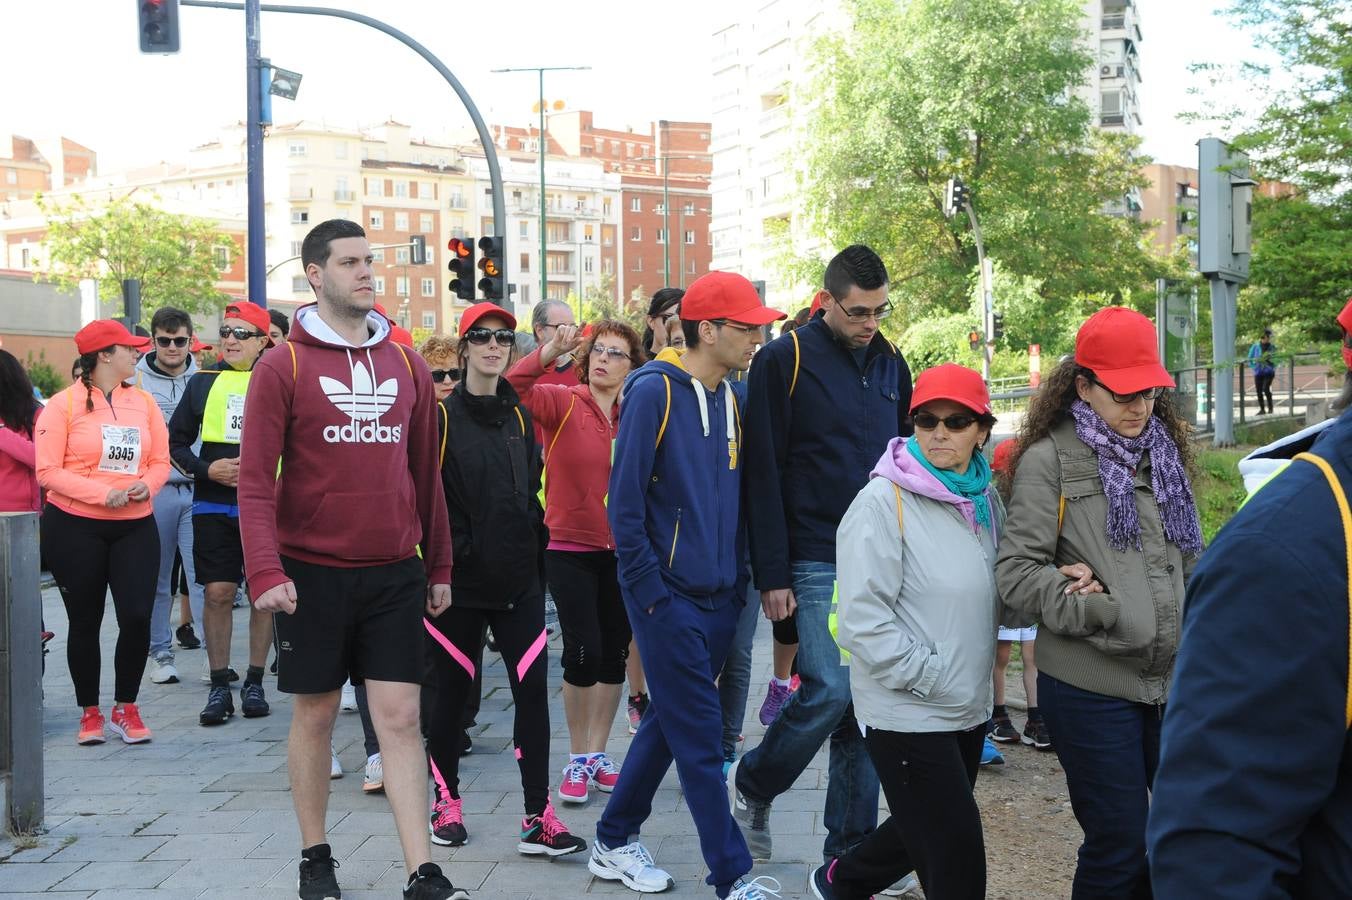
[590,345,631,361]
[911,411,979,431]
[155,336,191,348]
[429,368,462,384]
[219,326,265,341]
[463,327,517,346]
[1090,376,1165,404]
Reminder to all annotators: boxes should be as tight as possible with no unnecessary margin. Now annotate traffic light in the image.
[447,237,476,302]
[944,178,969,218]
[138,0,181,53]
[410,235,426,266]
[968,330,982,352]
[477,236,505,302]
[992,311,1005,340]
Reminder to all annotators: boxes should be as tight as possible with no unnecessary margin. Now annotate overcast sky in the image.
[2,0,1267,173]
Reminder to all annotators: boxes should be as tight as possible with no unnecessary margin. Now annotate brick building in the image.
[0,135,96,203]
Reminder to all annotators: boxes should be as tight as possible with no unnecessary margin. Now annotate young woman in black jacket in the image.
[423,303,586,859]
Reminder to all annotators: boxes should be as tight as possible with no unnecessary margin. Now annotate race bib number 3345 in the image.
[99,425,142,474]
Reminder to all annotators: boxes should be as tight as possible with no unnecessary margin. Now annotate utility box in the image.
[1198,137,1256,282]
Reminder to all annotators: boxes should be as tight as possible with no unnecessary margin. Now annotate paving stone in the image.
[54,859,187,891]
[41,835,170,863]
[0,861,88,892]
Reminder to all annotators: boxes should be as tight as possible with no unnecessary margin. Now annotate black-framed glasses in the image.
[590,345,630,361]
[836,300,893,322]
[464,327,516,346]
[1090,376,1165,404]
[713,320,758,335]
[219,326,265,341]
[911,411,979,431]
[155,336,190,348]
[429,368,461,384]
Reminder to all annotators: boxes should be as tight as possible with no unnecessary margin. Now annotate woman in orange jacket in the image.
[36,320,171,746]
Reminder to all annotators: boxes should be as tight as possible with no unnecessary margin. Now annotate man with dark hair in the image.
[239,219,467,900]
[137,306,204,683]
[269,308,291,345]
[730,244,915,882]
[591,271,785,900]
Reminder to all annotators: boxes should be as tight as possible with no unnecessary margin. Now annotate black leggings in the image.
[771,608,799,645]
[545,549,630,687]
[832,725,987,900]
[41,504,160,708]
[1254,371,1276,412]
[425,594,551,816]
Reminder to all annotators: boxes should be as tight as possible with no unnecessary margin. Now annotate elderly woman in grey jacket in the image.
[810,365,1068,900]
[995,307,1201,900]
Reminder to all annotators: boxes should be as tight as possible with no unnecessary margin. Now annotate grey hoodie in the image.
[134,351,198,486]
[836,436,1022,734]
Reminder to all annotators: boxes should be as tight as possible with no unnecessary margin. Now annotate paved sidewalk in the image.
[0,586,847,899]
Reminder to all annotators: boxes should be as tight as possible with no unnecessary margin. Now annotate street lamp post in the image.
[492,66,590,310]
[676,205,712,289]
[635,154,708,288]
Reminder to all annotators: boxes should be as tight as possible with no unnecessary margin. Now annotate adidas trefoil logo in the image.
[320,359,403,444]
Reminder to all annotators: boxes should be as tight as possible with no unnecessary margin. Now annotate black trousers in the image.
[41,504,159,708]
[832,724,987,900]
[1254,371,1276,412]
[545,549,630,687]
[424,593,551,816]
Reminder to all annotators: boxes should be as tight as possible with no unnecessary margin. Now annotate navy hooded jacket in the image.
[608,350,747,610]
[1148,411,1352,898]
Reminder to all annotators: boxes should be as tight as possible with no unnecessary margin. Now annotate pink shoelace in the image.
[538,803,568,839]
[433,797,463,828]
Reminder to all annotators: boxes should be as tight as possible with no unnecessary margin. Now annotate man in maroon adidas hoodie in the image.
[239,219,468,900]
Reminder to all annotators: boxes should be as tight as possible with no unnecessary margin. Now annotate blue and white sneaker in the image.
[980,735,1005,766]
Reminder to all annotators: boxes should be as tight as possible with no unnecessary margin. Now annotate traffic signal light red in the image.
[448,237,476,302]
[138,0,181,53]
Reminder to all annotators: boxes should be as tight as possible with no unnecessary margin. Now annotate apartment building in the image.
[0,135,96,203]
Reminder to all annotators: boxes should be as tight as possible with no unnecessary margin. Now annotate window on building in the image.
[395,247,411,264]
[395,181,409,198]
[602,257,614,275]
[519,220,529,239]
[520,252,530,272]
[520,284,530,305]
[688,259,697,274]
[656,203,665,215]
[630,226,642,241]
[630,197,642,212]
[373,248,386,262]
[5,170,16,185]
[373,276,386,294]
[683,202,695,215]
[584,224,595,242]
[583,255,594,274]
[603,227,614,247]
[632,256,643,272]
[396,276,410,297]
[369,178,385,197]
[422,311,436,329]
[334,142,348,159]
[685,230,696,245]
[423,247,434,267]
[421,277,435,297]
[610,140,620,155]
[602,198,612,216]
[656,229,666,245]
[290,240,303,256]
[291,209,309,224]
[334,176,351,200]
[420,214,434,232]
[288,140,307,157]
[626,142,635,157]
[395,212,409,232]
[292,275,309,292]
[370,211,384,230]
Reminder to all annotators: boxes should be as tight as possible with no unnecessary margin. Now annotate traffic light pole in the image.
[181,0,509,305]
[964,203,993,383]
[244,0,266,308]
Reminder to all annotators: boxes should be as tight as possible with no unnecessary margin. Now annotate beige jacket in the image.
[995,419,1198,704]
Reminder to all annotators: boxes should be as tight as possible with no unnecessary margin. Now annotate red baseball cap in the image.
[190,336,214,353]
[680,271,787,326]
[910,363,992,415]
[809,295,823,317]
[459,302,517,337]
[1074,307,1175,394]
[74,320,151,355]
[224,301,275,347]
[389,324,415,348]
[1338,296,1352,334]
[991,438,1017,473]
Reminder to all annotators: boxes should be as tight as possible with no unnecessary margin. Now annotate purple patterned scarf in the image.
[1070,400,1203,555]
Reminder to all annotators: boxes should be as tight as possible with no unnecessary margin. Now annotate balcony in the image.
[289,186,314,201]
[333,189,355,202]
[760,105,790,137]
[448,196,467,209]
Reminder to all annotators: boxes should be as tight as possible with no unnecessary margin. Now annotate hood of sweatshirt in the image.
[293,302,391,349]
[870,436,997,535]
[623,347,737,445]
[135,351,198,392]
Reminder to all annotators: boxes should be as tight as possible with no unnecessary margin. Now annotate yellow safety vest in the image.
[200,369,253,445]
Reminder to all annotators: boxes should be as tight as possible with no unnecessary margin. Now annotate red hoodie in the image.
[506,347,617,550]
[238,304,452,599]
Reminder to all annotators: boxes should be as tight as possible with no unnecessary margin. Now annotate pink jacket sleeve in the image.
[0,424,35,471]
[506,348,575,431]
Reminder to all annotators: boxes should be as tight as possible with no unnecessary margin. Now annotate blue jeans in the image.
[719,578,760,759]
[149,483,205,657]
[736,561,879,860]
[1038,672,1161,900]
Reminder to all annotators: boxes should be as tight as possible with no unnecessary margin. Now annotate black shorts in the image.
[193,513,245,586]
[273,554,426,694]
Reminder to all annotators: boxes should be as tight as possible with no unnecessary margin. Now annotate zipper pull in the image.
[862,375,869,388]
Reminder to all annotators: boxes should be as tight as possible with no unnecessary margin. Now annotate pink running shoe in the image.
[758,680,792,727]
[589,753,621,793]
[519,802,587,856]
[558,759,590,804]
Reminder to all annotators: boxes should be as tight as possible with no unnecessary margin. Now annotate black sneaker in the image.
[240,681,270,718]
[1022,717,1053,751]
[199,685,235,726]
[990,712,1020,743]
[297,845,341,900]
[403,862,468,900]
[517,802,587,857]
[458,730,473,757]
[809,861,838,900]
[176,623,201,650]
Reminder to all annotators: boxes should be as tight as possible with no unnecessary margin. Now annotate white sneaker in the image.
[149,654,179,685]
[588,840,673,893]
[880,872,922,897]
[330,744,343,779]
[363,753,384,794]
[727,876,783,900]
[340,681,357,712]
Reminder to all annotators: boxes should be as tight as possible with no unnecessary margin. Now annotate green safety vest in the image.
[200,369,253,445]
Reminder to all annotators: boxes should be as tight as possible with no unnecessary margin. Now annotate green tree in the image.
[34,193,232,323]
[791,0,1160,330]
[24,351,64,398]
